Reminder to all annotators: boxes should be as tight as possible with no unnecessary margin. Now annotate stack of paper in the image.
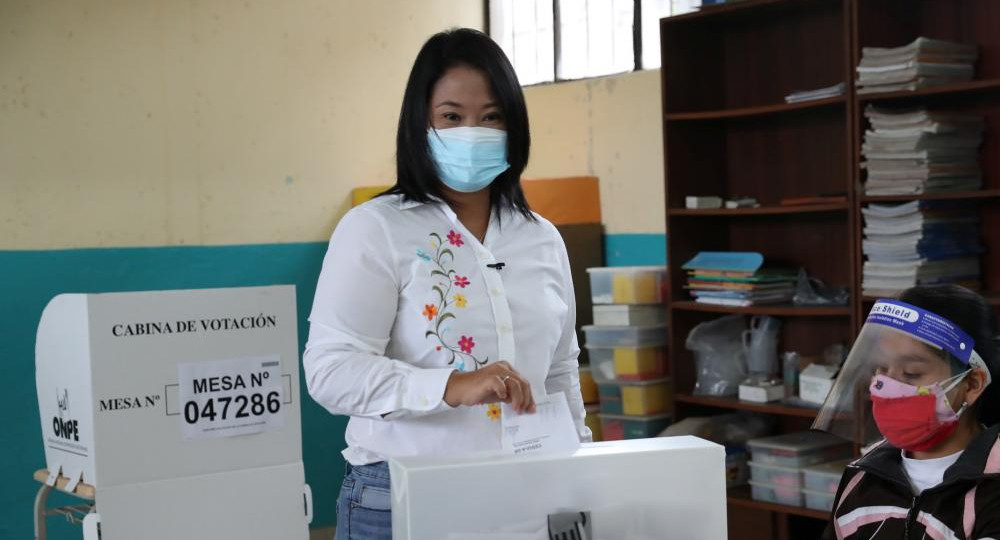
[856,37,977,94]
[785,82,846,104]
[682,252,796,307]
[862,106,983,196]
[862,201,982,297]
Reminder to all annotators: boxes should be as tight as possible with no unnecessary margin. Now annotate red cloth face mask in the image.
[869,373,969,452]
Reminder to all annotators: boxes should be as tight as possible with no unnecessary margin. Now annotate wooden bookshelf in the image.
[728,485,831,521]
[670,301,850,317]
[667,202,849,216]
[664,96,845,121]
[661,2,852,537]
[661,1,1000,538]
[860,189,1000,203]
[674,394,820,418]
[857,78,1000,103]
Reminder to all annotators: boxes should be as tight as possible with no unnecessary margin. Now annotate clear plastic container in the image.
[802,488,836,512]
[749,480,804,507]
[587,266,667,304]
[587,345,668,381]
[747,432,852,468]
[582,325,668,348]
[749,461,805,489]
[598,412,672,441]
[592,305,667,326]
[803,459,852,495]
[596,378,672,416]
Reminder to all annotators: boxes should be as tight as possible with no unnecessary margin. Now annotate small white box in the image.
[686,196,723,209]
[739,381,786,403]
[800,363,839,404]
[389,437,728,539]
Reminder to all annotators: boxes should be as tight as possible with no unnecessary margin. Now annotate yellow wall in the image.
[523,70,665,235]
[0,0,483,249]
[1,1,665,249]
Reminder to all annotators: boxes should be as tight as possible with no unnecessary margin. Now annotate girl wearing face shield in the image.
[302,29,591,540]
[816,285,1000,539]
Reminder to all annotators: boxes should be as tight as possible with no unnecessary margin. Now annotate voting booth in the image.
[390,437,728,540]
[33,286,311,540]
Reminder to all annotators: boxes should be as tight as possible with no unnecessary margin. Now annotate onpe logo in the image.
[52,388,79,442]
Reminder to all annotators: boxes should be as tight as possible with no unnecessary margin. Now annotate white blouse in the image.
[304,193,591,466]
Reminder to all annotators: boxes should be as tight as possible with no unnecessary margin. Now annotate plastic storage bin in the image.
[598,413,671,441]
[587,266,667,304]
[726,446,750,488]
[597,378,672,415]
[803,459,852,495]
[592,305,667,326]
[803,488,836,512]
[582,325,667,348]
[587,345,667,381]
[584,403,602,441]
[749,480,804,507]
[747,432,852,468]
[579,366,599,404]
[749,461,805,489]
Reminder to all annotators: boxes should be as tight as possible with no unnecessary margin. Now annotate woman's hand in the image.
[443,361,536,414]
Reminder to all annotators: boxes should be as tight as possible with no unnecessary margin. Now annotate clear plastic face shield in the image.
[812,300,992,447]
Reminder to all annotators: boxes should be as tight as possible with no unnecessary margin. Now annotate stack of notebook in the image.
[682,252,797,307]
[862,106,983,196]
[856,37,977,94]
[862,201,983,297]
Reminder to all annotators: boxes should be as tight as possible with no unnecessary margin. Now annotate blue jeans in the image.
[335,462,392,540]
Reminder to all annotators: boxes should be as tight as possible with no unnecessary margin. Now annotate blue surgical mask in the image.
[427,127,511,193]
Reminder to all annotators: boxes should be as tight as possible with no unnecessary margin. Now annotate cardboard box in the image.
[389,437,727,539]
[800,364,839,405]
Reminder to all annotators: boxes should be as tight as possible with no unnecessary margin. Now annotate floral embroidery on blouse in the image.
[418,232,488,371]
[486,403,501,422]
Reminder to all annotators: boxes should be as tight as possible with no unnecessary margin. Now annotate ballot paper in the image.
[501,392,580,457]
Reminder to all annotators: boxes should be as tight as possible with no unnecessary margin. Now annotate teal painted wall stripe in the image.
[1,233,661,539]
[604,233,667,267]
[0,243,346,538]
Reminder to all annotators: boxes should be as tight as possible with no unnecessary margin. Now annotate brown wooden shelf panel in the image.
[675,393,820,418]
[857,79,1000,103]
[669,202,848,216]
[728,485,830,520]
[664,0,834,24]
[670,301,851,316]
[665,96,845,121]
[860,189,1000,203]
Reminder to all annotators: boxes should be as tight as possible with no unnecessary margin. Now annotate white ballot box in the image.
[34,286,311,540]
[389,437,728,540]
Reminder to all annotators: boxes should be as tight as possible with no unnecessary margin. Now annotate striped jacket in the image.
[823,424,1000,540]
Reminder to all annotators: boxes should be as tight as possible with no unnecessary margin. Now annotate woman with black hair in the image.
[303,28,591,540]
[818,284,1000,539]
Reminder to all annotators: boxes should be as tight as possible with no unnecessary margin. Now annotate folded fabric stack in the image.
[861,200,983,297]
[856,37,977,95]
[862,106,983,196]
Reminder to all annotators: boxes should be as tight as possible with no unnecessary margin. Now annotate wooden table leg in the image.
[34,483,52,540]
